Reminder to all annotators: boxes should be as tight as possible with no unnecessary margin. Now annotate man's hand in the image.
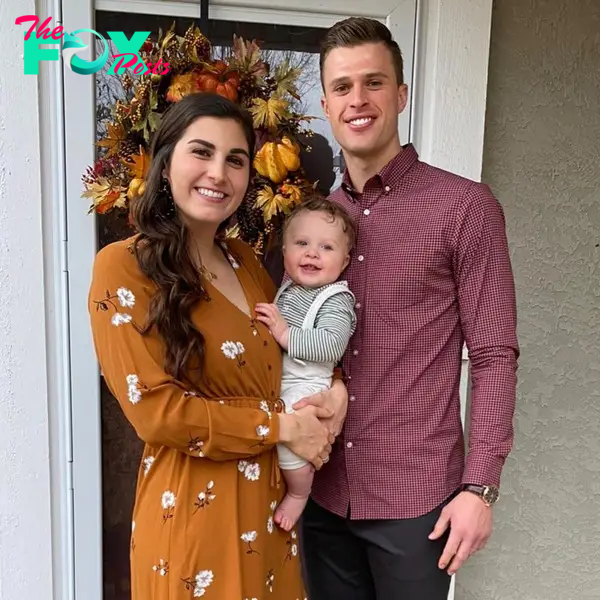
[255,303,290,350]
[429,491,493,575]
[292,378,348,437]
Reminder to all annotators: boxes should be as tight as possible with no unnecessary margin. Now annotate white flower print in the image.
[238,459,248,473]
[256,425,270,437]
[266,569,275,593]
[220,340,246,368]
[117,287,135,308]
[194,481,216,512]
[182,569,214,597]
[162,491,176,508]
[143,455,154,475]
[285,529,299,562]
[244,462,261,481]
[93,288,134,327]
[267,500,277,534]
[188,436,205,457]
[111,312,132,326]
[241,531,257,543]
[260,400,270,414]
[126,374,142,404]
[221,340,238,359]
[152,559,169,576]
[241,530,259,554]
[161,490,176,522]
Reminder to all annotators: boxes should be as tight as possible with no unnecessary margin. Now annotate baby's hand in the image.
[255,303,290,349]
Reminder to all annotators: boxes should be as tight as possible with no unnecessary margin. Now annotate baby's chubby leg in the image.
[275,464,314,532]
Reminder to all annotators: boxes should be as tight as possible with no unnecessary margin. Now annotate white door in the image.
[58,0,489,598]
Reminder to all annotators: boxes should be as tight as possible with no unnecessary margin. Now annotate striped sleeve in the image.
[287,292,356,364]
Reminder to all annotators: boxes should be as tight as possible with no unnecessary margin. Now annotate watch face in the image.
[483,486,499,504]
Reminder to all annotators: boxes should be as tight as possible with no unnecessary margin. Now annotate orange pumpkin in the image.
[254,137,301,183]
[196,61,240,102]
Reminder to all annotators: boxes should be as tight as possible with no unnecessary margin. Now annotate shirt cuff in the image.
[462,452,505,488]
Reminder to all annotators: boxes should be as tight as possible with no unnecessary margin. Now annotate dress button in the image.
[346,442,353,448]
[363,209,370,215]
[357,255,364,262]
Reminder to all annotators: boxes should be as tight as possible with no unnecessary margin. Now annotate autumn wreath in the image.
[82,23,319,254]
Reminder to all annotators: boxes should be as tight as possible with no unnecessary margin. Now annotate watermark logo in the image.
[16,15,170,76]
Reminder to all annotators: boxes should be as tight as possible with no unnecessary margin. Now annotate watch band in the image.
[462,484,499,506]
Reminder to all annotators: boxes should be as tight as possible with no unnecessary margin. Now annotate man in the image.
[297,17,519,600]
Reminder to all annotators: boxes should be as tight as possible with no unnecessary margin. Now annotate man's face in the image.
[321,42,408,161]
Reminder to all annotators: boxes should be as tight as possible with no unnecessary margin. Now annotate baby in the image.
[255,195,357,531]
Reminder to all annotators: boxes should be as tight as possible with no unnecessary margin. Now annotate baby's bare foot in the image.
[274,493,308,532]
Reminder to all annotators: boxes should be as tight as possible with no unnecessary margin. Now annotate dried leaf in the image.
[255,186,288,221]
[231,35,267,78]
[122,148,150,179]
[249,97,289,130]
[82,177,127,214]
[274,60,301,100]
[96,122,127,158]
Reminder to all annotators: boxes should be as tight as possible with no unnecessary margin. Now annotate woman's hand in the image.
[293,378,348,437]
[278,406,335,470]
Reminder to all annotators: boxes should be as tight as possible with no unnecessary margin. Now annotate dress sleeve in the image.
[88,240,279,462]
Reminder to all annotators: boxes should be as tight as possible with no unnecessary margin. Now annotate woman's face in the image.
[166,116,251,228]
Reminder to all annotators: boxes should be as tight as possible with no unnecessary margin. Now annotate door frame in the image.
[50,0,493,598]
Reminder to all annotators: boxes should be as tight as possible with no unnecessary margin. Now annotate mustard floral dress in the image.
[88,235,305,600]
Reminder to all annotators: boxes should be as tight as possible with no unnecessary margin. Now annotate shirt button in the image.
[346,442,353,448]
[384,185,391,192]
[352,349,359,356]
[355,302,361,309]
[363,209,370,215]
[357,255,364,262]
[349,395,356,402]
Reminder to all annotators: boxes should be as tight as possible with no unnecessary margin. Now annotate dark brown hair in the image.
[284,195,357,251]
[130,92,255,385]
[319,17,404,87]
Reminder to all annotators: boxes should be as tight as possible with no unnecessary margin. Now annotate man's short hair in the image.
[319,17,404,88]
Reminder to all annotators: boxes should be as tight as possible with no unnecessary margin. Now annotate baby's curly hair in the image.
[284,195,357,251]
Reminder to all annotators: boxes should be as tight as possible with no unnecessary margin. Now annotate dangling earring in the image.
[159,177,176,218]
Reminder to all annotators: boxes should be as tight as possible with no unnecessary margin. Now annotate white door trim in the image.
[61,2,104,600]
[45,1,492,598]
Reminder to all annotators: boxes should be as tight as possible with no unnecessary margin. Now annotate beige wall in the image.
[457,0,600,598]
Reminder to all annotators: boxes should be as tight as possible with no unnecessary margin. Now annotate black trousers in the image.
[301,497,452,600]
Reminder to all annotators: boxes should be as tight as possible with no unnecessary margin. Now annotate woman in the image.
[88,92,345,599]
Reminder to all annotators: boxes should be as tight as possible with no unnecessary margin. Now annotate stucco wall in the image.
[0,1,54,598]
[458,1,600,598]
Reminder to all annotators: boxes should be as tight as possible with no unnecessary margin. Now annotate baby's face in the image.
[283,210,350,288]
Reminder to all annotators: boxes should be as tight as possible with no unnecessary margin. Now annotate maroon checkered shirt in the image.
[311,144,519,519]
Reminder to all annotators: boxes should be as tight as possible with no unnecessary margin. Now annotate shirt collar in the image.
[341,143,419,199]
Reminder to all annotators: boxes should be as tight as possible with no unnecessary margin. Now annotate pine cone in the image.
[118,138,140,160]
[235,191,264,245]
[238,74,258,102]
